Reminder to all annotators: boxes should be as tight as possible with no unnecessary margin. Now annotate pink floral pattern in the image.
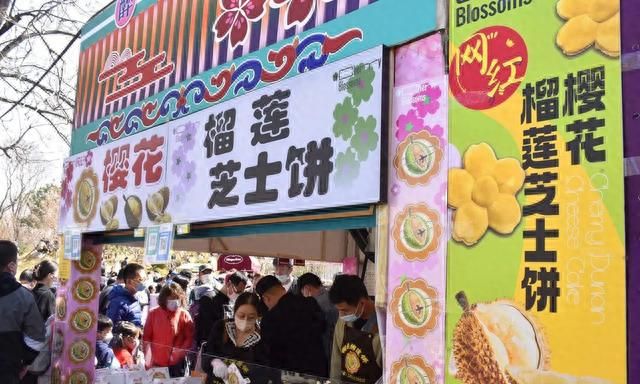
[60,162,74,216]
[213,0,267,49]
[412,84,441,117]
[395,109,425,141]
[427,124,446,149]
[271,0,333,29]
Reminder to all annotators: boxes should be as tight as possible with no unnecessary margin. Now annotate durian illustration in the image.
[448,143,524,246]
[452,291,546,384]
[394,131,443,186]
[123,194,143,228]
[146,186,172,224]
[556,0,620,57]
[390,356,436,384]
[100,195,119,230]
[392,204,442,261]
[506,367,612,384]
[390,279,439,337]
[72,168,100,226]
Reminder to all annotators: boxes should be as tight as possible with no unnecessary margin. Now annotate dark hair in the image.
[179,270,192,280]
[122,263,144,282]
[33,260,58,281]
[98,315,113,333]
[329,274,368,306]
[233,292,260,313]
[158,282,185,309]
[227,271,248,287]
[19,269,34,283]
[298,273,322,290]
[0,240,18,269]
[111,321,139,349]
[255,275,282,297]
[107,278,116,286]
[172,275,189,293]
[116,268,125,281]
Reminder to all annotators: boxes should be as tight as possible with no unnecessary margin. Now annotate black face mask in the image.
[50,287,57,295]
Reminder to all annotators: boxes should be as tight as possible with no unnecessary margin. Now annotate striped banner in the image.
[74,0,377,130]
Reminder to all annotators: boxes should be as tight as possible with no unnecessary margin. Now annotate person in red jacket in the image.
[143,282,194,377]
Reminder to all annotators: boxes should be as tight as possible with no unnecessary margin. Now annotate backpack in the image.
[28,315,54,375]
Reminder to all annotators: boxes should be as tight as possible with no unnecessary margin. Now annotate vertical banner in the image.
[447,1,625,384]
[621,0,640,380]
[385,33,447,383]
[52,240,103,384]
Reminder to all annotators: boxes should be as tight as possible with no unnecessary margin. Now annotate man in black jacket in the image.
[256,275,327,378]
[0,241,45,384]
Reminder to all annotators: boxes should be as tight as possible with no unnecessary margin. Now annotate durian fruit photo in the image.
[451,291,545,384]
[451,292,613,384]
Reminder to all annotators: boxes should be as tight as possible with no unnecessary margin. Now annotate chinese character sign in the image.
[59,46,385,232]
[447,2,624,384]
[167,46,385,223]
[59,128,169,232]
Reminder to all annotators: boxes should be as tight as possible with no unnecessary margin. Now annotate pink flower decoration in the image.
[412,84,442,117]
[395,109,425,141]
[213,0,267,49]
[391,183,401,196]
[270,0,333,29]
[427,124,447,149]
[85,151,93,166]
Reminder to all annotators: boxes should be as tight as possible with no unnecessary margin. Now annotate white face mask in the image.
[235,318,256,333]
[200,274,213,285]
[340,302,363,323]
[276,274,290,284]
[167,299,180,312]
[104,332,113,344]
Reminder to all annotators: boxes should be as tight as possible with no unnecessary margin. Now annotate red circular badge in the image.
[449,25,528,110]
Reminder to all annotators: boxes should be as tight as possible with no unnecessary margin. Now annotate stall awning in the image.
[95,205,375,263]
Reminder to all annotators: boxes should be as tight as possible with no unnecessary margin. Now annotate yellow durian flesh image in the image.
[506,367,612,384]
[595,13,620,57]
[556,15,599,56]
[488,194,522,234]
[452,202,488,246]
[463,143,497,179]
[556,0,594,19]
[472,176,499,208]
[588,0,619,22]
[492,158,525,195]
[448,169,474,209]
[452,292,545,384]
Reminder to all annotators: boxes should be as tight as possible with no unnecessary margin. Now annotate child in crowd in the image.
[111,321,141,369]
[96,315,119,369]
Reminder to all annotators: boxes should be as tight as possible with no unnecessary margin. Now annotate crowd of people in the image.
[0,241,383,384]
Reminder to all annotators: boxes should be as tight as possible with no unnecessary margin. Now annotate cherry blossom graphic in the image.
[412,84,442,117]
[213,0,268,49]
[171,146,187,177]
[395,109,426,141]
[177,121,197,152]
[427,124,447,149]
[270,0,334,29]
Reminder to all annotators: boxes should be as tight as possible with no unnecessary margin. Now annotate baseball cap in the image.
[199,264,213,274]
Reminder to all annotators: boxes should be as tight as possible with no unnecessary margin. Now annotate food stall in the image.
[55,0,628,383]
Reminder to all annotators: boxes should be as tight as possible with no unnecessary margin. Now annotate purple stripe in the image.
[368,0,377,3]
[324,1,337,22]
[159,78,166,93]
[266,7,279,46]
[218,39,228,66]
[106,104,111,116]
[303,8,316,32]
[233,44,243,60]
[204,30,214,71]
[250,19,261,52]
[285,26,296,39]
[346,0,360,13]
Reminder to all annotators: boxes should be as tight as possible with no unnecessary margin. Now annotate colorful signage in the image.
[385,33,447,383]
[60,47,385,232]
[71,0,438,153]
[447,1,625,384]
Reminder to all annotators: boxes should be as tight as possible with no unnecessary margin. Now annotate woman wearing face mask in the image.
[202,292,273,384]
[196,271,248,347]
[112,321,141,369]
[31,260,58,321]
[143,283,194,377]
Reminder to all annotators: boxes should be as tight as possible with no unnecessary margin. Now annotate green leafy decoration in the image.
[332,97,359,140]
[335,148,361,186]
[350,116,379,161]
[348,64,376,106]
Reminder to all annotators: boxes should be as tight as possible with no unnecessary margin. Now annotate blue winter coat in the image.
[106,285,142,327]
